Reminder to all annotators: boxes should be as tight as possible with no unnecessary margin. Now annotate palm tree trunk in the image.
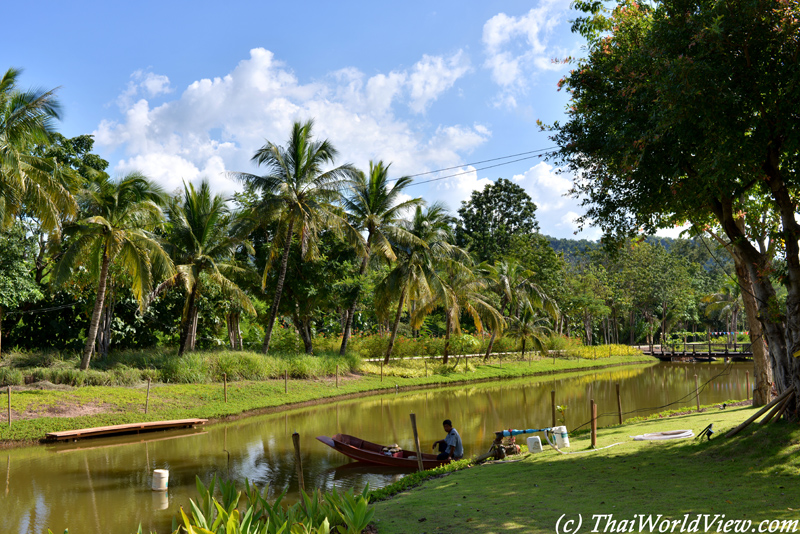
[443,310,452,365]
[179,282,199,356]
[483,330,497,362]
[263,219,295,354]
[383,287,407,365]
[521,338,526,358]
[340,255,369,355]
[81,249,111,371]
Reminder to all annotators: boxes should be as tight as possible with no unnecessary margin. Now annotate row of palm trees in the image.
[1,67,560,369]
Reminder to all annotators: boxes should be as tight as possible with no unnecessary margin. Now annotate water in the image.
[1,362,750,533]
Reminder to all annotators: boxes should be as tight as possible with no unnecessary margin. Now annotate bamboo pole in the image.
[551,390,556,427]
[409,413,425,471]
[223,373,227,403]
[292,432,305,492]
[760,393,793,425]
[145,378,151,414]
[590,399,597,448]
[616,384,623,425]
[726,388,793,437]
[772,393,794,422]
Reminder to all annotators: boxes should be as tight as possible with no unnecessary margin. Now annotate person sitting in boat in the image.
[432,419,463,460]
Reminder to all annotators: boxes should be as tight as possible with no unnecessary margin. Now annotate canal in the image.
[2,362,750,533]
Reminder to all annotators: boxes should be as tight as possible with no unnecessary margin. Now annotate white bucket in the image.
[526,436,543,453]
[552,426,570,448]
[152,469,169,492]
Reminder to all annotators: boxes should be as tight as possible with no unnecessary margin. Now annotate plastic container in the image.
[552,426,570,448]
[152,469,169,491]
[526,436,543,453]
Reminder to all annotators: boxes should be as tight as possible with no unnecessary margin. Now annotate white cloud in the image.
[427,167,494,212]
[115,70,173,109]
[95,48,485,196]
[482,0,572,107]
[408,51,471,113]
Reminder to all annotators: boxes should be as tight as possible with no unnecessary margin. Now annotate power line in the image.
[389,146,558,186]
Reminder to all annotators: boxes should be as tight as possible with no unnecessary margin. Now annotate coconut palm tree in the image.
[480,259,559,360]
[163,180,256,355]
[338,161,423,355]
[414,261,505,364]
[52,172,173,370]
[506,303,553,361]
[230,119,364,353]
[376,203,458,364]
[0,67,76,231]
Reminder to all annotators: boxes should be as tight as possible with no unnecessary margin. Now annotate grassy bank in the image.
[373,403,800,534]
[0,351,651,444]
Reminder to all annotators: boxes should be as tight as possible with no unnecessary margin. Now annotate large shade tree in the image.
[230,120,364,353]
[53,173,173,369]
[339,161,422,355]
[0,67,75,232]
[550,0,800,408]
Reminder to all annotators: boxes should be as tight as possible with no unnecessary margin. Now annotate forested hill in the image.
[545,234,733,273]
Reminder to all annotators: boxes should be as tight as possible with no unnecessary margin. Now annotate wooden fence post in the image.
[695,374,700,411]
[285,370,288,394]
[616,384,623,425]
[409,413,425,472]
[6,387,10,429]
[223,373,227,403]
[591,399,597,448]
[380,361,383,382]
[292,432,305,492]
[336,364,339,388]
[145,378,151,414]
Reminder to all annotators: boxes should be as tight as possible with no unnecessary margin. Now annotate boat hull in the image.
[316,434,450,469]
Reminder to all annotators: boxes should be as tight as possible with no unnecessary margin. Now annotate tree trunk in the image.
[630,309,635,345]
[521,338,526,358]
[340,255,369,355]
[443,309,452,365]
[483,330,497,362]
[383,287,407,365]
[179,283,198,356]
[0,306,3,358]
[96,296,115,360]
[263,219,295,354]
[291,309,314,354]
[81,248,111,371]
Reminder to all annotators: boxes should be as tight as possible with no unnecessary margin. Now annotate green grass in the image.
[0,353,652,443]
[372,405,800,534]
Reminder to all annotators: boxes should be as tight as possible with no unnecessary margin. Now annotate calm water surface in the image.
[2,362,750,533]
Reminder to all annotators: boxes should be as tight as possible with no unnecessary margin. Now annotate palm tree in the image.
[376,203,457,364]
[414,262,505,364]
[163,180,256,355]
[703,281,743,347]
[52,172,173,370]
[230,119,363,353]
[0,67,76,231]
[506,304,553,361]
[480,259,559,360]
[338,161,423,355]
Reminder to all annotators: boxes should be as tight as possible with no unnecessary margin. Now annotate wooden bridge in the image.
[641,343,753,362]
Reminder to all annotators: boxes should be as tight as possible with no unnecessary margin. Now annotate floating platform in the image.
[45,418,208,441]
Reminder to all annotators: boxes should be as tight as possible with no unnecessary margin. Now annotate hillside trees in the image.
[551,0,800,406]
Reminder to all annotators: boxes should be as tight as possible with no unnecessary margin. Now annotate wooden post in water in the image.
[223,373,227,403]
[695,374,700,411]
[291,432,305,492]
[409,413,425,471]
[590,399,597,448]
[285,370,288,394]
[746,371,750,401]
[145,378,151,414]
[551,390,556,427]
[616,384,623,424]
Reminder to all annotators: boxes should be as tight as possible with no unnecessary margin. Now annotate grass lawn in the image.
[373,404,800,534]
[0,354,651,444]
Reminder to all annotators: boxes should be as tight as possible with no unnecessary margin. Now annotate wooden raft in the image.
[46,418,208,441]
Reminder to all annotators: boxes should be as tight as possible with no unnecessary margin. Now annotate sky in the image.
[3,0,635,240]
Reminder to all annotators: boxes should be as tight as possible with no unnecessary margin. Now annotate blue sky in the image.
[3,0,615,239]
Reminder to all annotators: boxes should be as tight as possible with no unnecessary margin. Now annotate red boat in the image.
[316,433,450,469]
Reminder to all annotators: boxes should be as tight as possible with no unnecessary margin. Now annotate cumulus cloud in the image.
[94,48,482,195]
[482,0,573,107]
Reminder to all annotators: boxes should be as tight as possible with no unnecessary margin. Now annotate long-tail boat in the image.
[316,433,449,469]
